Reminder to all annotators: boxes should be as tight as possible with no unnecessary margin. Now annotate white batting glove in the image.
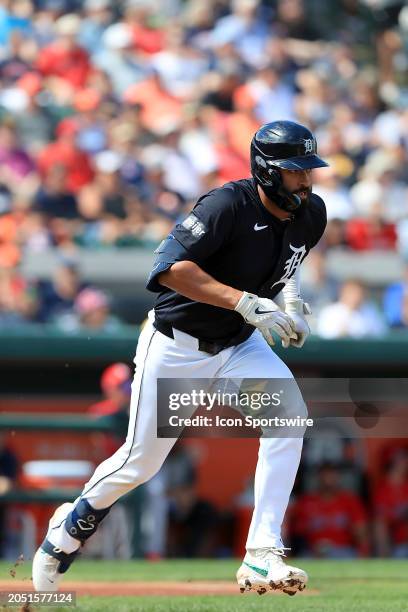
[234,292,297,347]
[282,299,312,348]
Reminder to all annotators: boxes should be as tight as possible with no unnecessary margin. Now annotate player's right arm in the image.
[158,262,295,345]
[158,260,242,310]
[147,186,296,345]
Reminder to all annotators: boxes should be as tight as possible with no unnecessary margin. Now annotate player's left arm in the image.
[277,194,327,348]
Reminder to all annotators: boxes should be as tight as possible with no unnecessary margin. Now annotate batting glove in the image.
[235,292,297,347]
[282,299,312,348]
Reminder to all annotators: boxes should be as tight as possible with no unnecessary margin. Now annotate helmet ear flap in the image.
[253,156,281,187]
[267,166,282,187]
[258,165,302,213]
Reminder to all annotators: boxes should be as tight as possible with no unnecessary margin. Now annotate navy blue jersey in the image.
[147,178,326,344]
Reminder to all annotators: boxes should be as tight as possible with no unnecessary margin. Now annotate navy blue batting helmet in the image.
[250,120,329,212]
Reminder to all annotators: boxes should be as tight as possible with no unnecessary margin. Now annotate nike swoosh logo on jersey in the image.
[254,307,274,315]
[254,223,268,231]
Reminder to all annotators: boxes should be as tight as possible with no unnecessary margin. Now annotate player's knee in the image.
[136,460,164,485]
[64,498,113,543]
[116,456,165,491]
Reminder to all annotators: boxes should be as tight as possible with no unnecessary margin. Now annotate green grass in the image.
[0,559,407,611]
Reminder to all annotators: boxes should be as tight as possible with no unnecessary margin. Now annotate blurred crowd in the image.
[240,449,408,559]
[0,0,408,333]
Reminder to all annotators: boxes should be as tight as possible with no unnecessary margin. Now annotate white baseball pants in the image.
[48,311,307,553]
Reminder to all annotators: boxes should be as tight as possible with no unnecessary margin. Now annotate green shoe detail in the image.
[243,562,268,577]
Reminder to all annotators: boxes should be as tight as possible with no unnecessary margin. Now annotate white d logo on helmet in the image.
[302,139,314,154]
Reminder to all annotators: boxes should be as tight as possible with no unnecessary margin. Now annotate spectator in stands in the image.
[0,432,18,557]
[88,362,131,419]
[0,121,36,194]
[78,150,127,228]
[301,250,338,323]
[290,462,370,558]
[37,118,94,194]
[78,147,167,246]
[93,22,151,98]
[275,0,322,42]
[313,165,355,222]
[35,257,83,323]
[14,72,53,155]
[88,362,132,458]
[210,0,270,70]
[0,265,38,326]
[123,70,183,138]
[149,24,208,100]
[350,150,408,224]
[346,213,397,251]
[78,0,113,55]
[55,287,123,333]
[317,279,387,338]
[72,87,108,156]
[0,30,31,85]
[33,163,79,220]
[0,0,33,48]
[237,65,296,125]
[200,66,240,113]
[36,13,92,89]
[321,218,348,250]
[383,263,408,328]
[373,450,408,558]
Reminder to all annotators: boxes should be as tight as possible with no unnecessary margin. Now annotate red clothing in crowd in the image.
[291,491,367,553]
[374,481,408,545]
[124,78,182,133]
[36,43,92,89]
[37,141,94,193]
[346,218,397,251]
[131,24,165,54]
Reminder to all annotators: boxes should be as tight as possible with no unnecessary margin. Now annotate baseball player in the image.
[32,120,328,595]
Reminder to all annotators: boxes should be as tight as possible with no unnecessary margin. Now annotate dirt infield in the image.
[0,579,318,597]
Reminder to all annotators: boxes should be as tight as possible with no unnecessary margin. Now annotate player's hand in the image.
[234,292,297,346]
[282,299,311,348]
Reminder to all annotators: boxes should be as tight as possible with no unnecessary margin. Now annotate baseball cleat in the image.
[32,503,80,592]
[236,547,308,596]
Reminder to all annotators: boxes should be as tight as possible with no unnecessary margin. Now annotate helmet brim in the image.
[269,154,329,170]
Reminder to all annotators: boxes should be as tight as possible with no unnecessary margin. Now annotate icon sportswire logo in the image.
[254,223,268,231]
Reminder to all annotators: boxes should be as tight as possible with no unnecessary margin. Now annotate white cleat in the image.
[32,503,79,592]
[236,547,308,596]
[32,547,64,592]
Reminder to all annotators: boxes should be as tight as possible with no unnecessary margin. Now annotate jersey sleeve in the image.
[146,185,236,292]
[309,193,327,247]
[171,185,237,260]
